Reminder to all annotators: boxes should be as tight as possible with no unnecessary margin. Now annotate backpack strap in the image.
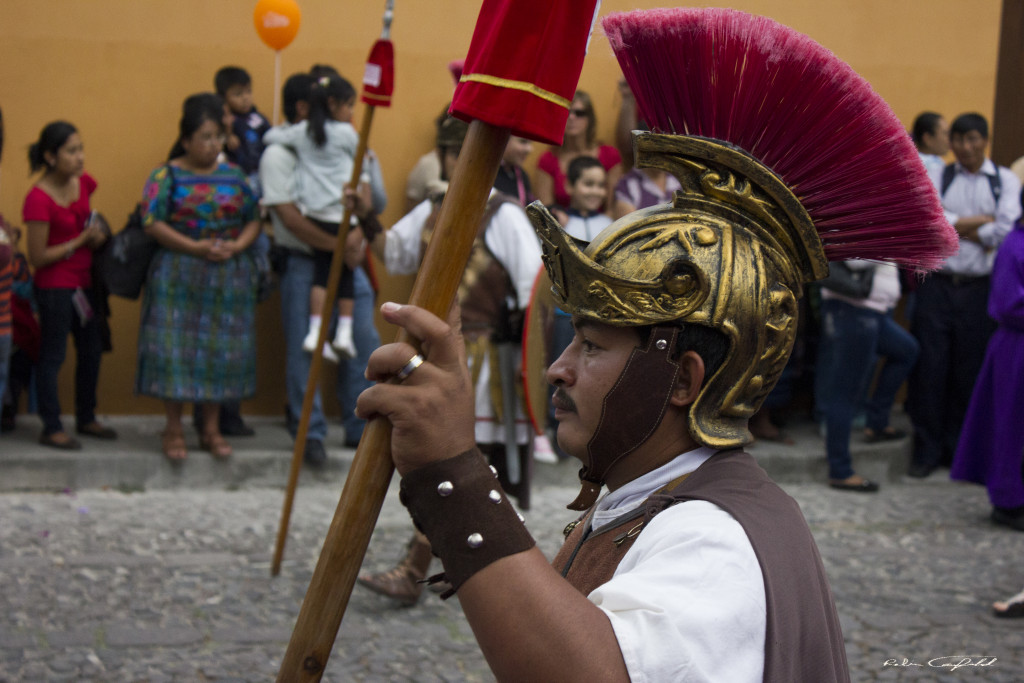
[987,169,1002,203]
[941,162,1002,204]
[940,163,956,197]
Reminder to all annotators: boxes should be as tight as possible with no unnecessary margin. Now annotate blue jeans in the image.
[279,251,327,441]
[336,266,379,443]
[35,287,104,435]
[817,299,919,480]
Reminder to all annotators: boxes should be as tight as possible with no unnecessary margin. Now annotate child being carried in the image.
[263,74,360,359]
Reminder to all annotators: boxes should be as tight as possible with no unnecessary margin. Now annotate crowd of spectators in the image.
[3,76,1023,551]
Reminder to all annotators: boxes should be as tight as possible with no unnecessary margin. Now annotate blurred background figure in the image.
[0,220,37,435]
[911,111,950,177]
[22,120,115,450]
[907,113,1021,478]
[136,94,260,461]
[215,65,271,196]
[0,105,10,430]
[614,78,638,172]
[950,196,1024,530]
[493,135,534,207]
[350,116,541,606]
[611,121,682,219]
[263,73,361,360]
[817,261,918,493]
[535,90,622,216]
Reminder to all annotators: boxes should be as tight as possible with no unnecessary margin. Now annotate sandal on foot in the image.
[39,431,82,451]
[201,432,232,459]
[993,589,1024,618]
[161,431,187,461]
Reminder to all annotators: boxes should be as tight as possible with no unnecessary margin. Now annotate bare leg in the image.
[161,400,187,460]
[332,297,357,358]
[303,286,328,353]
[200,402,232,458]
[310,285,327,320]
[993,587,1024,618]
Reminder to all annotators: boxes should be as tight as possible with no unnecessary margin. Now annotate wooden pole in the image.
[276,120,510,682]
[271,105,376,577]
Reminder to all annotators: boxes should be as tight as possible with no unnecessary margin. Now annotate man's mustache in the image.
[552,388,576,412]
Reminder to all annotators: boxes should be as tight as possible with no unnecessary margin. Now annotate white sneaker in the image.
[332,322,357,360]
[302,323,321,353]
[321,343,339,364]
[533,433,557,464]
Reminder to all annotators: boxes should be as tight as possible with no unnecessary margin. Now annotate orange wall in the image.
[0,1,1003,415]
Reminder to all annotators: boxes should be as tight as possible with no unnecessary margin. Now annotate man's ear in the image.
[670,350,705,408]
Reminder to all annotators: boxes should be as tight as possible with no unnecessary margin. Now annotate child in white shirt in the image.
[263,74,360,358]
[561,155,613,241]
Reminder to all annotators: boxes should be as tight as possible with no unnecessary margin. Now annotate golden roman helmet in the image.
[527,132,828,449]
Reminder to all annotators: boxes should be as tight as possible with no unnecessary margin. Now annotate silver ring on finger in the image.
[395,353,425,382]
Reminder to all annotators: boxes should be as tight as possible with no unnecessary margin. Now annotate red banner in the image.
[361,39,394,107]
[451,0,600,145]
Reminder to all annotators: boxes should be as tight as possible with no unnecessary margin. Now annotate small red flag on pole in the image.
[361,1,394,107]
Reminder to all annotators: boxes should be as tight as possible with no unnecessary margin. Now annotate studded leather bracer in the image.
[399,449,536,596]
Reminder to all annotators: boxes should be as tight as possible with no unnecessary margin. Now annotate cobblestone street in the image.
[1,459,1023,681]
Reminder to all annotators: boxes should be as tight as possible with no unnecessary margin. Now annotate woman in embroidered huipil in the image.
[136,94,259,461]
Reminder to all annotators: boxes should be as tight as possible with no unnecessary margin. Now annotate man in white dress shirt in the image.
[908,112,1022,478]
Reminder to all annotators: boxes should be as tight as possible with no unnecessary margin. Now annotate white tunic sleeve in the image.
[483,202,543,308]
[588,500,767,683]
[382,199,434,276]
[262,122,305,147]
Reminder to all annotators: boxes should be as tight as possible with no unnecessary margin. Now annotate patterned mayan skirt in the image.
[136,248,258,401]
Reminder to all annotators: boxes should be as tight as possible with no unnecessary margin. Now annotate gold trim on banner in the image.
[459,73,571,109]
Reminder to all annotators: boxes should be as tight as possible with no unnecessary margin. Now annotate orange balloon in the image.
[253,0,301,51]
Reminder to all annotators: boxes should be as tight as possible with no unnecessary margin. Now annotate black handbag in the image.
[101,204,157,300]
[820,261,875,299]
[101,165,174,300]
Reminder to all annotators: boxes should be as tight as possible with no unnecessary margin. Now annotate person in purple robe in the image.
[951,211,1024,532]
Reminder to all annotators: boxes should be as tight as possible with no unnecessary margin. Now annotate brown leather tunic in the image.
[553,450,850,683]
[420,192,520,343]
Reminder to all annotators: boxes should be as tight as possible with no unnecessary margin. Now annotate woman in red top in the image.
[534,90,623,212]
[22,121,116,450]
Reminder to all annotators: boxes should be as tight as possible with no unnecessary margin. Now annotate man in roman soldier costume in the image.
[351,8,954,680]
[356,127,850,682]
[350,114,541,606]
